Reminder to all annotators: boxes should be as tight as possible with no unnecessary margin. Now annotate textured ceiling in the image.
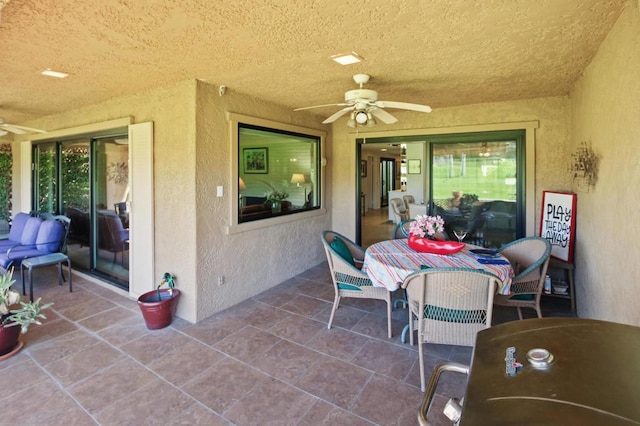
[0,0,627,127]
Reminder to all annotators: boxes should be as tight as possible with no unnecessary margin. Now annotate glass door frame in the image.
[356,127,530,247]
[31,132,130,289]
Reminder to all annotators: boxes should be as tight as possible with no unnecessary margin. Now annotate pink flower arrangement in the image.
[409,214,445,239]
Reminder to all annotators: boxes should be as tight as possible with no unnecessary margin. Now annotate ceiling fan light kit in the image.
[294,74,431,127]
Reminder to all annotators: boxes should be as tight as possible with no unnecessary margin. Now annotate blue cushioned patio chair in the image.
[493,237,552,319]
[321,230,392,338]
[0,215,70,272]
[401,267,498,391]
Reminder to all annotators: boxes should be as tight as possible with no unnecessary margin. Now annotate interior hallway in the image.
[361,208,397,249]
[0,262,574,425]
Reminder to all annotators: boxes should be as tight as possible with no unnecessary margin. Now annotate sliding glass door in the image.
[33,135,130,288]
[357,129,526,248]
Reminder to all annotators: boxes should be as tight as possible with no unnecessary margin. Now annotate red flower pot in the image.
[408,235,465,255]
[0,322,22,357]
[137,289,181,330]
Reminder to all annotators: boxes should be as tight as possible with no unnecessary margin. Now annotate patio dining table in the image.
[362,238,514,295]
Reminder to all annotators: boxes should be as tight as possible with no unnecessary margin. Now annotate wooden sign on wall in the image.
[539,191,577,263]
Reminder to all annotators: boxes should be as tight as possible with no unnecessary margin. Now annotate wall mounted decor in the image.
[408,159,421,174]
[569,142,598,190]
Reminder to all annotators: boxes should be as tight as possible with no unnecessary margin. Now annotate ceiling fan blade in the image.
[0,130,8,137]
[0,125,26,134]
[0,124,47,134]
[370,108,398,124]
[376,100,432,113]
[294,102,349,111]
[322,107,352,124]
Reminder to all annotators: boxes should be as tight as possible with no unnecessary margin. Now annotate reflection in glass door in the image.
[94,138,129,285]
[61,140,91,273]
[429,132,524,248]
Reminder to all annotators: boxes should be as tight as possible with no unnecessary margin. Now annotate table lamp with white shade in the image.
[290,173,306,203]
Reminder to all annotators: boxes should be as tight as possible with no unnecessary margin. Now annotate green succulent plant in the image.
[0,268,53,334]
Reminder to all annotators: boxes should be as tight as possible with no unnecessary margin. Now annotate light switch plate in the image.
[216,186,223,197]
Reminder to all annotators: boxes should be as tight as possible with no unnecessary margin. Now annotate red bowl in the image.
[408,235,465,255]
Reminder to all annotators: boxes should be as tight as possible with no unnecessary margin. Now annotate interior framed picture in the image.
[539,191,577,263]
[243,147,268,174]
[360,160,367,177]
[408,159,421,174]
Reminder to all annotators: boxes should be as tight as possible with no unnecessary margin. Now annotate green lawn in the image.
[432,156,517,202]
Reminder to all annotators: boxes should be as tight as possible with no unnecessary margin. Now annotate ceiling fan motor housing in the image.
[345,89,378,104]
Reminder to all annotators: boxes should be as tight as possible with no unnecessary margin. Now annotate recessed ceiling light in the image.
[330,51,364,65]
[381,148,388,151]
[41,69,69,78]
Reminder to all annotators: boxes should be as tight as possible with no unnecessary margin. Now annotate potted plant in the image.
[137,272,181,330]
[266,190,289,213]
[0,268,53,359]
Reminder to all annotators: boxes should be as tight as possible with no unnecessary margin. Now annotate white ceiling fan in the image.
[294,74,432,127]
[0,117,47,136]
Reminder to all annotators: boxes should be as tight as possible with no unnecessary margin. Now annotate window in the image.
[236,120,322,224]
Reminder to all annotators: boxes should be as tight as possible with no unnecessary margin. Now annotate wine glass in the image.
[453,229,467,243]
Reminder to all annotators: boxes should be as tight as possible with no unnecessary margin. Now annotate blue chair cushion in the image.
[337,283,362,291]
[331,237,355,266]
[0,247,48,269]
[36,220,64,252]
[7,212,30,242]
[20,217,43,245]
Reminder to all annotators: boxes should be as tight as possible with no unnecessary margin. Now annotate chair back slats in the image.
[403,268,497,347]
[402,267,498,391]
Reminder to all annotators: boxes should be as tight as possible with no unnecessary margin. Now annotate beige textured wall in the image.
[22,80,200,322]
[330,96,573,239]
[570,2,640,326]
[18,79,331,323]
[193,81,330,321]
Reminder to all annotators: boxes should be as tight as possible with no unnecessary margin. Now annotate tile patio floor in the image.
[0,263,574,425]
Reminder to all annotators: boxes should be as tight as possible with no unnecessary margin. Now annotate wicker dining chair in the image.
[321,230,392,338]
[402,267,498,391]
[494,237,552,319]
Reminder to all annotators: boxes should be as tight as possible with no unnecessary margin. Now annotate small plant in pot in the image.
[137,272,181,330]
[0,268,53,358]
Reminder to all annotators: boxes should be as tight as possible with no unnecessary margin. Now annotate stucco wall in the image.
[19,80,200,322]
[193,81,330,321]
[330,96,573,240]
[16,79,331,323]
[570,2,640,326]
